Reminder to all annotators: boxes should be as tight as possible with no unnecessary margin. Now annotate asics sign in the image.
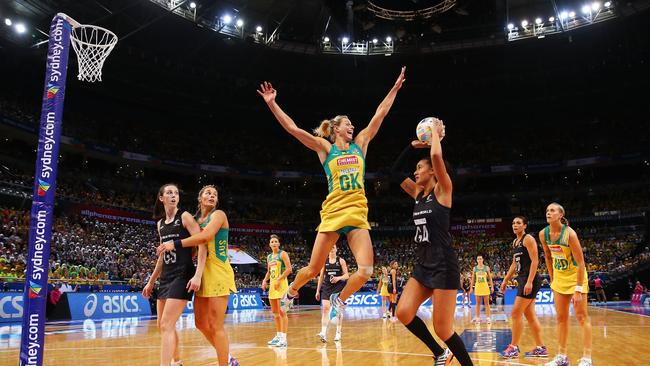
[535,289,554,304]
[344,292,381,307]
[0,293,24,321]
[228,293,263,310]
[67,293,151,320]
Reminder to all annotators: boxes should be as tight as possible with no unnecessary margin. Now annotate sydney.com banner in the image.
[20,15,72,366]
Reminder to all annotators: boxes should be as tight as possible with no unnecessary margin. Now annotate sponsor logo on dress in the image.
[337,156,358,166]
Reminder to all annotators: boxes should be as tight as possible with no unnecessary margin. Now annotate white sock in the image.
[280,332,287,341]
[276,331,281,338]
[321,326,327,334]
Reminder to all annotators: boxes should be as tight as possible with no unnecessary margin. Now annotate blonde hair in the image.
[195,185,218,216]
[550,202,570,226]
[313,115,349,142]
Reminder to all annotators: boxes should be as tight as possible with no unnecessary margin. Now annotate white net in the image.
[70,25,118,82]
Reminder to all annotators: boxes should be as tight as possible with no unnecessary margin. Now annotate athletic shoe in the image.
[486,317,492,324]
[276,339,288,348]
[328,293,344,325]
[334,330,341,342]
[280,291,293,312]
[577,358,593,366]
[267,336,280,346]
[229,356,240,366]
[318,332,327,343]
[525,346,549,358]
[171,361,182,366]
[471,318,481,324]
[500,344,520,359]
[545,355,569,366]
[434,348,454,366]
[382,312,388,319]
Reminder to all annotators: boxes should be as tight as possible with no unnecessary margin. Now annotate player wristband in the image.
[574,285,584,292]
[174,239,183,250]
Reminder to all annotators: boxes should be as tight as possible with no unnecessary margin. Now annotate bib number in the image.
[414,225,429,244]
[164,250,177,265]
[554,258,569,271]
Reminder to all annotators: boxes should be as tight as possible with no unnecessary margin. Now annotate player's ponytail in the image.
[313,119,333,140]
[550,202,570,226]
[313,115,348,142]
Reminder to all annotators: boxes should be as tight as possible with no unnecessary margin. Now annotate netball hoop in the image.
[65,14,118,82]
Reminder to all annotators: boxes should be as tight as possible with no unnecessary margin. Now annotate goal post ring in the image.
[58,13,118,83]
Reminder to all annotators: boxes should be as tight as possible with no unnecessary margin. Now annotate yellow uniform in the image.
[195,214,236,297]
[473,265,491,296]
[543,225,588,294]
[267,251,288,299]
[379,275,389,296]
[317,142,370,234]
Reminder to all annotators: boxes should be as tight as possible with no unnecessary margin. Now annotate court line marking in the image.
[0,344,534,365]
[598,306,650,318]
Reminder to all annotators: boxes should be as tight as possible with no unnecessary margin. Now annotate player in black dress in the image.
[315,244,349,342]
[142,183,206,366]
[392,120,473,366]
[387,260,400,321]
[499,216,548,359]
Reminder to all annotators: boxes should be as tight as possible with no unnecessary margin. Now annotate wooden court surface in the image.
[0,304,647,365]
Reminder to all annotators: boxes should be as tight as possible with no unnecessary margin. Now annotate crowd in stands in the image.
[1,200,648,293]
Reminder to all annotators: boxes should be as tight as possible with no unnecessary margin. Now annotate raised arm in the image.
[390,142,421,200]
[356,67,406,153]
[257,82,330,158]
[428,121,452,195]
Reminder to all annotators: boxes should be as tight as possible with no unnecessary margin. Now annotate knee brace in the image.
[357,265,374,277]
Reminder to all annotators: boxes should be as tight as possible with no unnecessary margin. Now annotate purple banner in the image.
[20,15,72,366]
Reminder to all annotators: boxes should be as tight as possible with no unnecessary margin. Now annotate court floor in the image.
[0,303,648,365]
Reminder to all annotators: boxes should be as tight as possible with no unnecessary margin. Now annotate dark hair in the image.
[513,215,528,226]
[513,216,529,247]
[418,157,454,181]
[152,183,178,220]
[270,234,280,241]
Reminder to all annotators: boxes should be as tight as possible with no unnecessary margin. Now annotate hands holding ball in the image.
[414,117,445,148]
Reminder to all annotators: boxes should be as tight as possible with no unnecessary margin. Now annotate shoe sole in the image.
[444,354,455,366]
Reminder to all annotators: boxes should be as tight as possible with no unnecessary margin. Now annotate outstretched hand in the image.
[393,66,406,90]
[257,81,277,103]
[411,140,430,149]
